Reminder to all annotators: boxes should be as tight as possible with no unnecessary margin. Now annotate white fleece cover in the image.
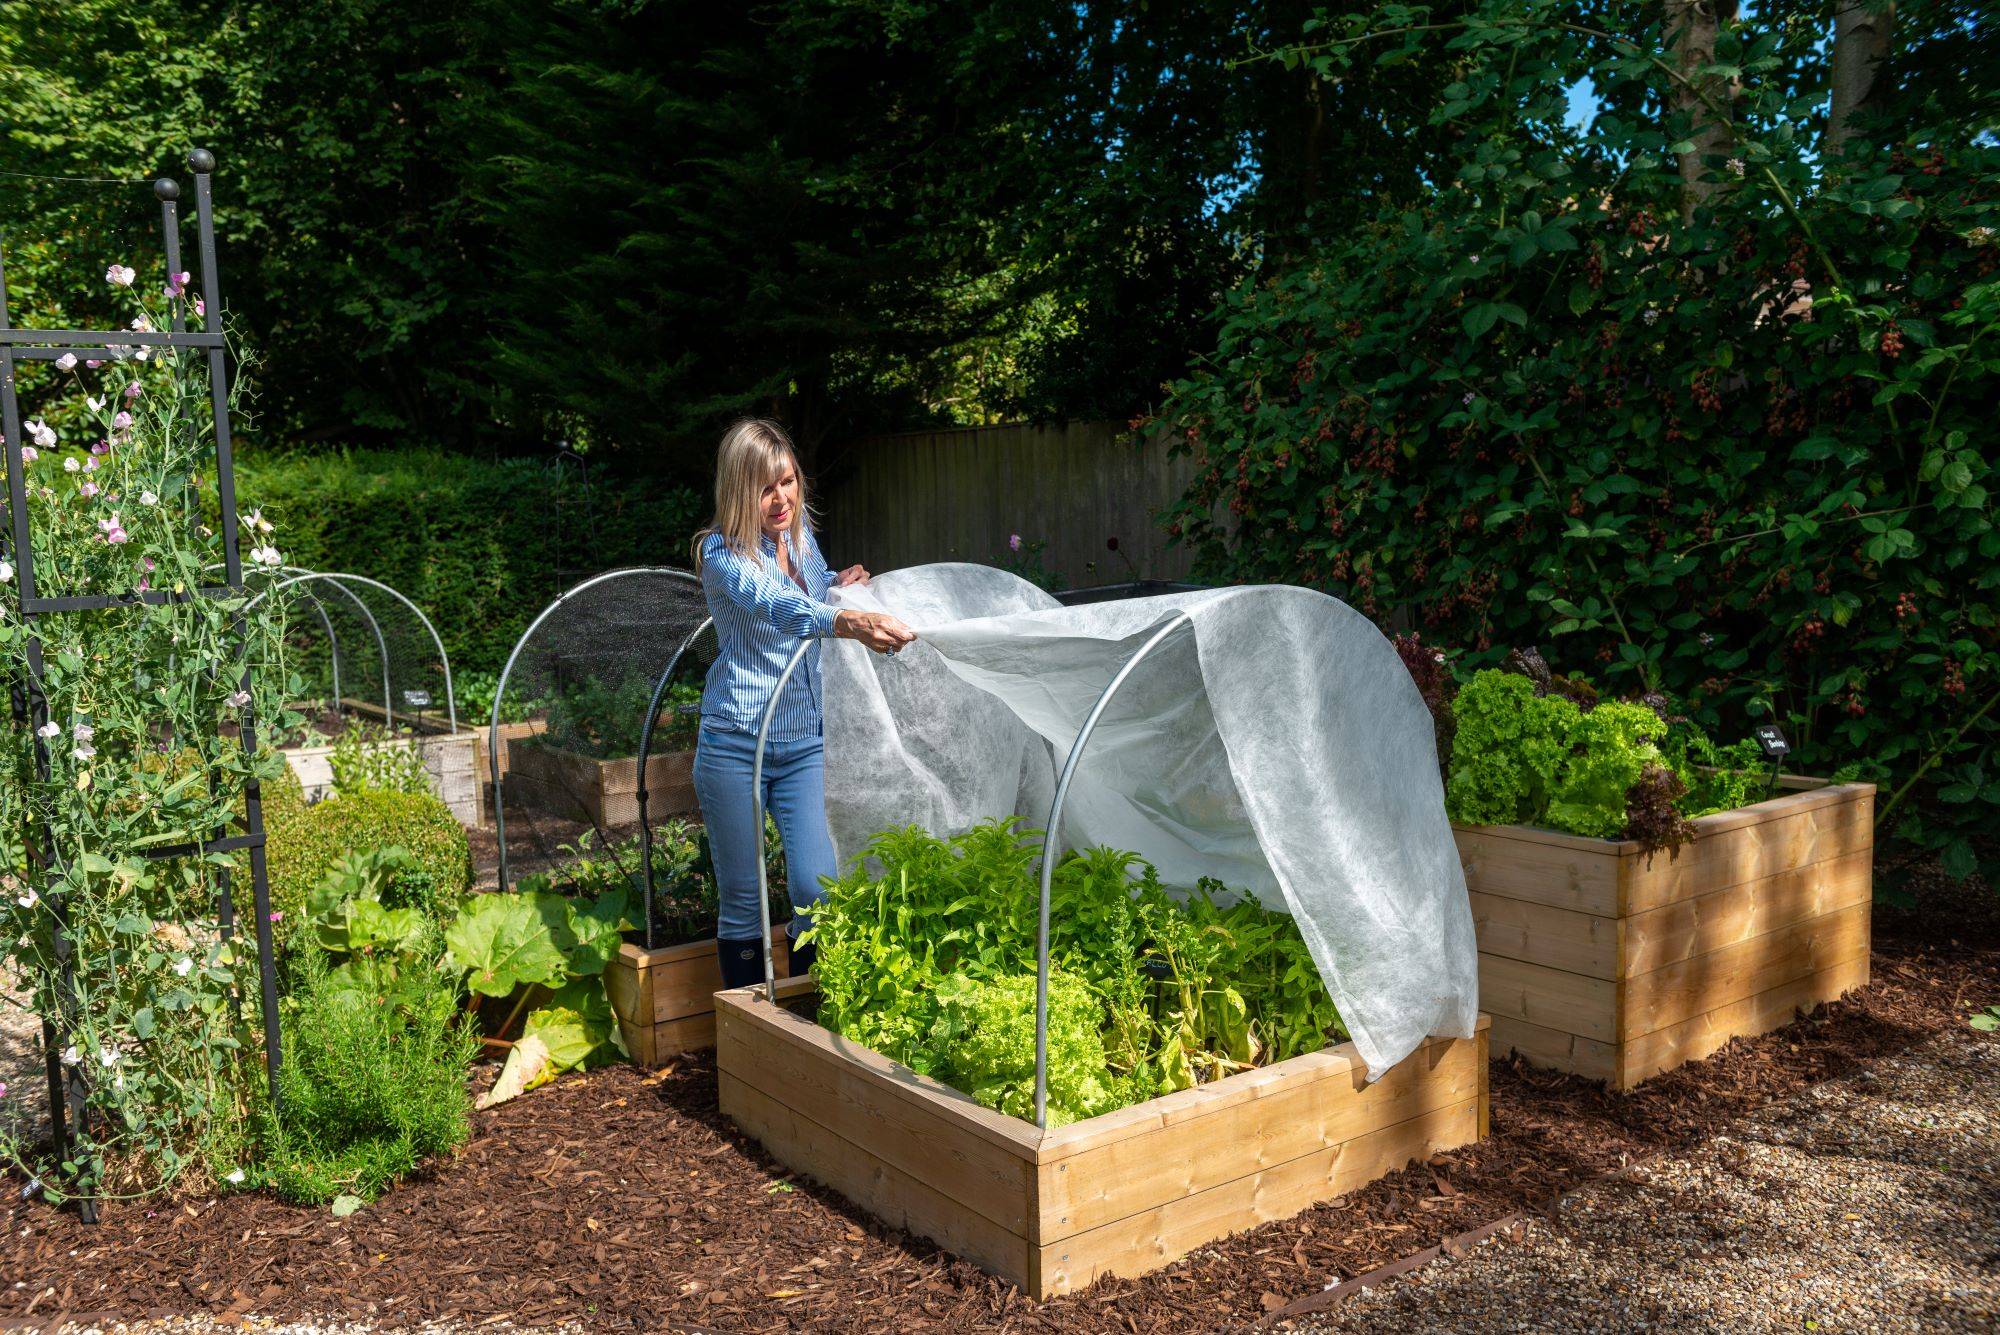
[820,562,1478,1078]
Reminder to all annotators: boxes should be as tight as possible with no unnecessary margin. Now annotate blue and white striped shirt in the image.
[698,528,838,740]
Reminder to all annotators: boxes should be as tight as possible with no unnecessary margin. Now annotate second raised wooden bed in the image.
[717,977,1489,1297]
[603,927,790,1065]
[503,741,697,827]
[1459,774,1874,1090]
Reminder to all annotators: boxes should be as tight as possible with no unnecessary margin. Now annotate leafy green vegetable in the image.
[442,894,569,997]
[1545,701,1666,838]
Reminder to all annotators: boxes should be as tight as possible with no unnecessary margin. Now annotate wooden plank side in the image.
[1036,1034,1482,1241]
[1620,847,1873,977]
[1622,899,1872,1038]
[1622,788,1875,914]
[1453,827,1622,917]
[719,1072,1034,1291]
[1476,952,1620,1043]
[1485,1014,1621,1084]
[652,930,788,1024]
[1034,1099,1482,1297]
[1471,892,1621,979]
[1617,952,1872,1089]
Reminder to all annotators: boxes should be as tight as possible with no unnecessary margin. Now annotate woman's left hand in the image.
[834,564,870,587]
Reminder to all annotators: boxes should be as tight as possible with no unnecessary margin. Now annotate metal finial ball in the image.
[187,147,216,174]
[154,178,180,202]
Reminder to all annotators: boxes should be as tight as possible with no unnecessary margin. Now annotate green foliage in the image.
[1546,702,1669,840]
[257,953,479,1207]
[1969,1005,2000,1033]
[531,677,702,760]
[1445,672,1582,827]
[264,773,471,949]
[328,723,432,798]
[806,821,1348,1127]
[1161,2,2000,887]
[236,449,703,675]
[523,819,787,948]
[453,670,540,726]
[441,893,570,998]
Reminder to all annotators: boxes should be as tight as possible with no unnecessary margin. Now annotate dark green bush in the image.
[259,953,479,1206]
[238,448,703,675]
[264,768,472,947]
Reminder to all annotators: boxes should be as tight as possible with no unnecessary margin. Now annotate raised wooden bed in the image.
[717,977,1489,1298]
[281,727,481,826]
[503,740,697,827]
[603,927,790,1066]
[1458,774,1875,1091]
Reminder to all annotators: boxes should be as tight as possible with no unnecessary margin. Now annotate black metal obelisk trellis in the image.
[0,148,283,1218]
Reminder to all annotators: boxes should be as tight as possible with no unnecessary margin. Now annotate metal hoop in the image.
[635,615,715,947]
[753,638,817,1002]
[1033,611,1194,1127]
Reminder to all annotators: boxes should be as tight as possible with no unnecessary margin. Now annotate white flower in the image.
[129,315,152,333]
[140,491,158,506]
[72,743,96,761]
[86,396,106,414]
[1642,308,1661,326]
[105,265,136,287]
[14,887,36,910]
[250,544,282,567]
[225,690,252,709]
[225,1168,245,1185]
[173,956,194,977]
[134,346,150,363]
[19,446,36,464]
[1727,158,1746,177]
[0,560,11,584]
[244,508,274,535]
[63,458,80,474]
[97,1049,116,1068]
[55,353,77,372]
[26,419,56,449]
[61,1045,79,1066]
[72,722,93,741]
[34,721,58,740]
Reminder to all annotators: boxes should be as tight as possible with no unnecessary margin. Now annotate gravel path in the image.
[1,975,49,1151]
[1306,1022,2000,1334]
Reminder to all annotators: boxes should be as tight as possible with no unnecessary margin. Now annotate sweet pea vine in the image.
[0,262,300,1197]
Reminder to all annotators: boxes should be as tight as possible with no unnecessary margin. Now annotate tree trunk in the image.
[1827,2,1896,160]
[1664,0,1740,221]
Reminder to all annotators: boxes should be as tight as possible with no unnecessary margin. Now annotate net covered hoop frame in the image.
[633,612,716,949]
[241,568,458,735]
[750,608,1196,1129]
[487,566,702,894]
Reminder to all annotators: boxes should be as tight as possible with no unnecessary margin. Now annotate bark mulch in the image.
[4,929,1996,1334]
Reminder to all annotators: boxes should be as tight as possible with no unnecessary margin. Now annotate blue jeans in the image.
[693,724,839,942]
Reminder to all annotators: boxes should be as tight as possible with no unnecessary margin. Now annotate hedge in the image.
[263,766,473,950]
[238,448,704,676]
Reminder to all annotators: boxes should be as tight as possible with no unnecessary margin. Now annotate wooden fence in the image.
[816,420,1199,590]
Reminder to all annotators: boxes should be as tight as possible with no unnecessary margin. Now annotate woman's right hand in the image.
[835,610,918,655]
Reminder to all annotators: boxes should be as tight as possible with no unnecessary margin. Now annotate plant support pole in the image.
[1034,612,1192,1127]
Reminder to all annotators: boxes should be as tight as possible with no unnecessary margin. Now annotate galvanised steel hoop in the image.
[752,637,819,1001]
[242,568,460,734]
[1033,611,1194,1127]
[235,565,390,724]
[634,613,716,949]
[486,566,700,892]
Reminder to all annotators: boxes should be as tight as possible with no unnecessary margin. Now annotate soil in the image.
[4,924,1995,1333]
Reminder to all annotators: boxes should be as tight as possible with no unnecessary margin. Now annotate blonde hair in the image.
[692,418,814,570]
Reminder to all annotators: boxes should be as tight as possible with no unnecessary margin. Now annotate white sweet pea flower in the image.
[34,721,58,740]
[14,887,37,910]
[173,955,194,977]
[140,491,159,507]
[55,353,77,372]
[134,346,150,362]
[72,742,96,761]
[72,722,93,741]
[225,1168,246,1185]
[129,315,152,333]
[97,1049,116,1068]
[105,264,136,287]
[63,458,80,474]
[0,560,12,584]
[61,1045,79,1066]
[244,507,275,535]
[86,396,106,414]
[225,690,252,709]
[250,544,282,567]
[26,419,56,449]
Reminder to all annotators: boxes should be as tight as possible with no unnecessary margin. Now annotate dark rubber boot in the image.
[786,936,817,978]
[716,937,766,990]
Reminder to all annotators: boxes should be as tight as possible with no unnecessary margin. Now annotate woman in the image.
[692,418,916,988]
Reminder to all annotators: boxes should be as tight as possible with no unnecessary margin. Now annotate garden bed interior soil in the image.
[5,924,1992,1333]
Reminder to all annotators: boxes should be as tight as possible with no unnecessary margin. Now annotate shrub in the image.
[257,952,479,1206]
[265,773,471,947]
[1158,9,2000,887]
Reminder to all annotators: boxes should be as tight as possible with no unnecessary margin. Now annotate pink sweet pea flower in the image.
[55,353,77,372]
[1008,533,1023,552]
[105,264,136,287]
[123,382,143,402]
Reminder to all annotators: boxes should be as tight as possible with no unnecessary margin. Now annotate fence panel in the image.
[818,421,1198,590]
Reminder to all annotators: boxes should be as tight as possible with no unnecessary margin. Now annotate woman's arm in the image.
[706,537,840,640]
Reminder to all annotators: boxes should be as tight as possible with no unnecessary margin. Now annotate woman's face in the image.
[760,461,800,539]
